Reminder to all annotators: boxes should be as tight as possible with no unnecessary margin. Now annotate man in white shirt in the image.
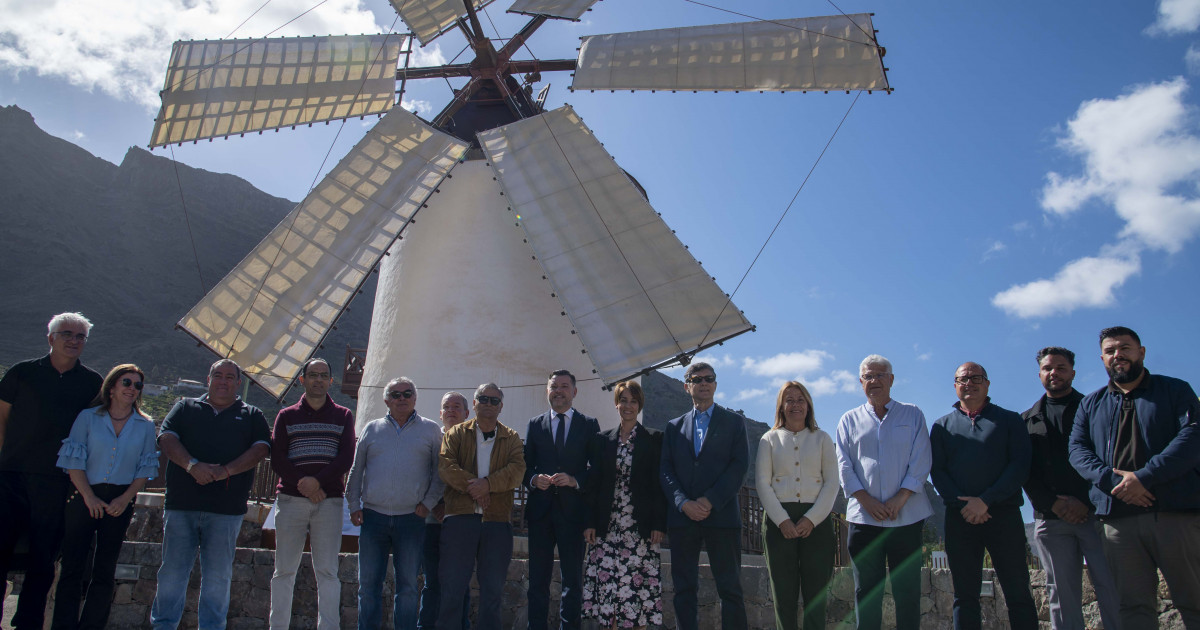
[836,355,933,630]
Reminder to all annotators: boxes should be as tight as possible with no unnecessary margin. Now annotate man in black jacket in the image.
[1022,347,1118,630]
[523,370,599,630]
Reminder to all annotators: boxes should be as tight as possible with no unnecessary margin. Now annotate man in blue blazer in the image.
[661,361,749,630]
[523,370,600,630]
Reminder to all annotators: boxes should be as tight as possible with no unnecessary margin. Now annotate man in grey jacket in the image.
[347,377,445,630]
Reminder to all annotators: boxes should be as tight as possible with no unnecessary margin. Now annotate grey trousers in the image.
[1031,517,1120,630]
[1102,511,1200,630]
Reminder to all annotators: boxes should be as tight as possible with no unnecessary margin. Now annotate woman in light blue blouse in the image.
[52,363,159,630]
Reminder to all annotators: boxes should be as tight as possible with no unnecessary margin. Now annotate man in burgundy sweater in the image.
[269,358,356,630]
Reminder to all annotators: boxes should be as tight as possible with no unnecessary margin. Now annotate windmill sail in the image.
[572,14,888,92]
[150,35,402,148]
[507,0,599,21]
[478,105,753,385]
[388,0,495,46]
[177,106,469,397]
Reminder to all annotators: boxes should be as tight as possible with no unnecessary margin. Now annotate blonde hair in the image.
[772,381,816,431]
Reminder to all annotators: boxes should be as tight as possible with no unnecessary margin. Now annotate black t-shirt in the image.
[0,356,102,475]
[160,397,271,515]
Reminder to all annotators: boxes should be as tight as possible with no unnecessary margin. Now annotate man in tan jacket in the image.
[436,383,525,630]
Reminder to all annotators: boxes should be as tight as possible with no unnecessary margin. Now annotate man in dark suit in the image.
[523,370,600,630]
[661,362,749,630]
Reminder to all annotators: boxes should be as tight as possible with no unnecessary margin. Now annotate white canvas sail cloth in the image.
[478,105,753,385]
[507,0,599,20]
[177,107,468,397]
[572,14,888,92]
[389,0,495,46]
[150,35,403,147]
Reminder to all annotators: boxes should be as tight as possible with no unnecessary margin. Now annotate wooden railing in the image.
[341,346,367,399]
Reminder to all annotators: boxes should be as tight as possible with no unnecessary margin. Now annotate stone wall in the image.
[8,541,1164,629]
[9,528,1187,629]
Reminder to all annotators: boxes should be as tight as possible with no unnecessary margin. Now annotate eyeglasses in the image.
[686,375,716,384]
[120,378,144,390]
[387,389,415,400]
[861,373,891,382]
[954,375,987,385]
[53,331,88,342]
[476,395,502,406]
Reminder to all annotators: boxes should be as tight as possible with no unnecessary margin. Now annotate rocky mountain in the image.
[0,104,374,409]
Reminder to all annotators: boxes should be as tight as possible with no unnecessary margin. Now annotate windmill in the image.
[148,0,890,431]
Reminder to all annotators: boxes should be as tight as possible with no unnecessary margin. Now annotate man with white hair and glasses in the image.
[0,312,103,629]
[836,355,933,630]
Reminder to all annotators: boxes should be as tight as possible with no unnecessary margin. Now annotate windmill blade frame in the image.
[506,0,600,21]
[478,104,754,385]
[571,14,889,93]
[176,106,468,398]
[150,34,404,148]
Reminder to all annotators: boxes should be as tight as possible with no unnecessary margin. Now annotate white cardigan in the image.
[755,426,840,527]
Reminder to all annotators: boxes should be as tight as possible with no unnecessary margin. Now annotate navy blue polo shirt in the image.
[160,396,271,515]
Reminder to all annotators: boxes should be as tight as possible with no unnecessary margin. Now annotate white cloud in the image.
[0,0,385,109]
[71,130,86,141]
[913,344,932,361]
[733,388,770,402]
[402,99,434,116]
[998,78,1200,318]
[1148,0,1200,34]
[992,253,1141,318]
[714,392,727,402]
[741,350,831,379]
[982,240,1006,261]
[1188,45,1200,75]
[410,43,447,67]
[805,370,859,397]
[1041,78,1200,253]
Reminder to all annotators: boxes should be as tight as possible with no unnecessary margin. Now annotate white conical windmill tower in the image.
[148,0,890,432]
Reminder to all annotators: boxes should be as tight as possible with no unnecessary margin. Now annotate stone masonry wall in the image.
[5,541,1170,629]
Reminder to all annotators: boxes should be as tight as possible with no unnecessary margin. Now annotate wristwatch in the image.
[186,458,199,472]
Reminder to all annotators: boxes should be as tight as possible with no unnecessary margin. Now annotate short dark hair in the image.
[684,361,715,382]
[613,380,644,410]
[548,369,576,386]
[302,358,330,377]
[1100,326,1141,346]
[1035,347,1075,367]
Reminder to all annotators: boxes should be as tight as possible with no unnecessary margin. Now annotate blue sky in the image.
[2,0,1199,447]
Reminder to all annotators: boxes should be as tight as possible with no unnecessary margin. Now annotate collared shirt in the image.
[550,407,576,443]
[693,406,712,456]
[836,399,934,527]
[56,406,159,485]
[160,395,272,515]
[474,425,497,514]
[345,412,444,516]
[930,399,1030,510]
[0,355,102,475]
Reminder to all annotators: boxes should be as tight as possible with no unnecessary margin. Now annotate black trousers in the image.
[945,506,1038,630]
[846,520,925,630]
[762,502,835,630]
[669,524,747,630]
[527,507,585,630]
[0,471,70,630]
[51,483,135,630]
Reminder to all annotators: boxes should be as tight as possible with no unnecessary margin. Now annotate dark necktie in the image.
[555,413,567,456]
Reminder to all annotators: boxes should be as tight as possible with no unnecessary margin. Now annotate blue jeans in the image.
[358,509,426,630]
[438,516,512,630]
[151,509,243,630]
[418,522,470,630]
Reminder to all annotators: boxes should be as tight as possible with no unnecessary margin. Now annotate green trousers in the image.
[762,501,835,630]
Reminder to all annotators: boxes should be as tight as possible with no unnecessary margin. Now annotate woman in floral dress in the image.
[582,380,667,629]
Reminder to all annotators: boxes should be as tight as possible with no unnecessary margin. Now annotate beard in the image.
[1107,359,1145,384]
